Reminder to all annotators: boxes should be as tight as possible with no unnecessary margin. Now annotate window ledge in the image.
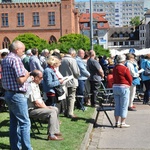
[48,24,55,26]
[32,25,40,27]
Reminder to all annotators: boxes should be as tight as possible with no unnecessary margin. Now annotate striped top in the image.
[1,52,28,92]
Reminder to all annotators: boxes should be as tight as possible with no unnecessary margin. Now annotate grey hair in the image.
[68,48,76,55]
[42,49,49,53]
[9,40,24,52]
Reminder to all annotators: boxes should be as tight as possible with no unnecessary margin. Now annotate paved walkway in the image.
[81,101,150,150]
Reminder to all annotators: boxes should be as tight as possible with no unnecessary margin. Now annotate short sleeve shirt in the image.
[1,52,28,92]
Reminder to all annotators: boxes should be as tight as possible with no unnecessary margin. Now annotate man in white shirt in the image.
[28,70,63,141]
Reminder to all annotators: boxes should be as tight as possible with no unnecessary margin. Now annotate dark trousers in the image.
[90,81,101,106]
[143,80,150,103]
[76,80,85,109]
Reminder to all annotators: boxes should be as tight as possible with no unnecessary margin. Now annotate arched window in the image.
[130,32,134,38]
[119,32,123,38]
[113,32,118,38]
[124,32,129,37]
[2,37,10,49]
[49,36,57,44]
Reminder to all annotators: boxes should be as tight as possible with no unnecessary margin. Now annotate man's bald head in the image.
[30,70,43,84]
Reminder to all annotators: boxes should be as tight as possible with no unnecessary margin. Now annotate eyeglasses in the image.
[38,76,43,79]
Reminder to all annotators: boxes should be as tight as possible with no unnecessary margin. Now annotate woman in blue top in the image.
[43,55,64,107]
[140,54,150,104]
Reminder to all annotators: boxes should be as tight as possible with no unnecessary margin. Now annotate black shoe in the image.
[68,114,78,118]
[143,101,149,105]
[128,107,136,111]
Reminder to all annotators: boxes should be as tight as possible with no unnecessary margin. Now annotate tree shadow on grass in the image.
[70,117,95,124]
[0,119,9,138]
[31,134,48,141]
[60,114,95,124]
[0,143,10,150]
[0,118,10,149]
[0,119,9,128]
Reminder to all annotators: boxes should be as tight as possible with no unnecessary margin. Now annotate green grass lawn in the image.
[0,107,95,150]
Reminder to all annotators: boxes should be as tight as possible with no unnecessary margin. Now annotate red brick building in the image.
[0,0,80,49]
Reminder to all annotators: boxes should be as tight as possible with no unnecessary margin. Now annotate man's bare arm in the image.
[34,100,48,108]
[98,68,104,78]
[17,71,30,84]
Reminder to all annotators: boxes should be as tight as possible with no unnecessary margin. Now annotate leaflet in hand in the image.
[138,68,144,74]
[62,75,73,85]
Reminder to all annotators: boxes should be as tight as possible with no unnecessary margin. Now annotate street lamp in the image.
[90,0,93,50]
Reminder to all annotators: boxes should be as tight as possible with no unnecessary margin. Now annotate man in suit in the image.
[59,48,80,118]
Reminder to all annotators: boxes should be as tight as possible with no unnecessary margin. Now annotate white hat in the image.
[26,49,32,55]
[116,54,126,63]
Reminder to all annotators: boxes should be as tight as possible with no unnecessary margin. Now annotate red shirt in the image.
[107,74,114,88]
[113,64,132,86]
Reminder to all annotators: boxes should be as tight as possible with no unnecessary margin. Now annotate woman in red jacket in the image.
[113,54,132,128]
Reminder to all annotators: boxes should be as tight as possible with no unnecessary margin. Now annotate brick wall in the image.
[0,1,79,49]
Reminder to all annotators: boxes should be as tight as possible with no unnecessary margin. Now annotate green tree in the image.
[58,33,90,52]
[14,33,110,57]
[57,33,110,56]
[93,44,110,57]
[130,16,140,27]
[14,33,51,53]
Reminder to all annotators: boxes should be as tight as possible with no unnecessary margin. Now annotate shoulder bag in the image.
[54,85,65,97]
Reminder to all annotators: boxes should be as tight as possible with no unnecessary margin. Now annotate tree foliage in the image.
[14,33,110,57]
[130,16,140,27]
[57,33,110,56]
[58,33,90,52]
[14,33,51,53]
[93,44,110,57]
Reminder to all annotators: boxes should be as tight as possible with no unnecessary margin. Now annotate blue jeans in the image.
[113,86,130,118]
[5,91,32,150]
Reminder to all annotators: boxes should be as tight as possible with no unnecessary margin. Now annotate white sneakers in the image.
[120,123,130,128]
[115,123,130,128]
[115,122,121,128]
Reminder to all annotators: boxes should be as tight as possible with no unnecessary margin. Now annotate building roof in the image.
[79,13,109,29]
[109,27,135,34]
[79,13,107,23]
[108,27,139,41]
[145,9,150,15]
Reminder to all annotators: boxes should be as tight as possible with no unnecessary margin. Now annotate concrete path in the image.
[86,101,150,150]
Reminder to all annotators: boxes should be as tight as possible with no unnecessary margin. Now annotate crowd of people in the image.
[0,40,150,150]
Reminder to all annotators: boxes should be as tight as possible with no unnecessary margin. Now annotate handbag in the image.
[144,67,150,76]
[54,85,65,97]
